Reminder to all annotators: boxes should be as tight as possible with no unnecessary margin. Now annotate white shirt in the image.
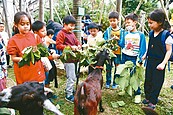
[0,31,9,47]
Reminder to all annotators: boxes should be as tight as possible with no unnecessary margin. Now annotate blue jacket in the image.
[103,26,125,48]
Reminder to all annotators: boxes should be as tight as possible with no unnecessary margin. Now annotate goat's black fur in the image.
[0,81,63,115]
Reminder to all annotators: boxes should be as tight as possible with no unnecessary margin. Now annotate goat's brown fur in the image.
[74,69,104,115]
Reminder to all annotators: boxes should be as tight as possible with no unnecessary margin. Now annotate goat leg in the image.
[99,99,104,112]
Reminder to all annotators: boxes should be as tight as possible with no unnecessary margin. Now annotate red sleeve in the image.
[56,31,66,51]
[7,37,18,55]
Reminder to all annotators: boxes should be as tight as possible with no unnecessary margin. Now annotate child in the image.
[0,22,12,68]
[103,11,124,89]
[32,20,59,88]
[87,22,104,47]
[7,12,45,85]
[121,13,146,103]
[81,14,92,44]
[0,34,7,91]
[56,15,81,103]
[87,22,104,73]
[143,9,173,109]
[45,29,56,48]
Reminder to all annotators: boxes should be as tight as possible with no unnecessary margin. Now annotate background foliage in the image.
[42,0,163,31]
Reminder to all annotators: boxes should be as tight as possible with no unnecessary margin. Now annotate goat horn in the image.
[43,99,64,115]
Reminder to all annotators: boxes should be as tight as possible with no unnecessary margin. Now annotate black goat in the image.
[0,81,63,115]
[74,49,111,115]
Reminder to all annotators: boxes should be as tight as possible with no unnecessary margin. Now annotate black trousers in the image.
[144,58,165,104]
[6,54,10,65]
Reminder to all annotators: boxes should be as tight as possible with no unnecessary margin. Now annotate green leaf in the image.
[115,76,128,90]
[117,101,126,107]
[116,64,127,75]
[110,102,119,108]
[130,75,139,91]
[127,85,133,96]
[111,101,125,108]
[31,52,35,64]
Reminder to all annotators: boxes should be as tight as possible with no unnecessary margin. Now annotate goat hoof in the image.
[99,108,104,112]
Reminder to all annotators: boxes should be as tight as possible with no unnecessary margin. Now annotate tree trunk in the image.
[2,0,11,38]
[39,0,44,22]
[49,0,53,20]
[99,0,104,25]
[116,0,122,26]
[73,0,82,41]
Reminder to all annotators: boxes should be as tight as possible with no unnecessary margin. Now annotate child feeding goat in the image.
[74,49,111,115]
[0,81,63,115]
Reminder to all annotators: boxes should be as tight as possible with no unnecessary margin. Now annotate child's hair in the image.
[125,13,138,21]
[47,29,54,36]
[108,11,119,19]
[13,11,31,35]
[148,9,171,30]
[88,23,99,30]
[63,16,76,25]
[32,20,46,32]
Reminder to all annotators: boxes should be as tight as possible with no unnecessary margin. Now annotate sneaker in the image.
[142,99,150,104]
[7,65,12,68]
[147,103,156,109]
[65,95,74,103]
[134,95,141,104]
[105,84,110,89]
[171,85,173,89]
[112,85,119,89]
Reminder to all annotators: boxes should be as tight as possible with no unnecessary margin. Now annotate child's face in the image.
[125,19,137,32]
[109,18,118,29]
[89,28,98,37]
[64,23,75,33]
[16,15,30,34]
[148,18,162,31]
[0,24,4,32]
[36,26,47,38]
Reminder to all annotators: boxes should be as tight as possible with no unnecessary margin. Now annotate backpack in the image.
[149,30,173,61]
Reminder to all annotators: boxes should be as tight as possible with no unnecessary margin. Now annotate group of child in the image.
[81,9,173,110]
[0,8,172,112]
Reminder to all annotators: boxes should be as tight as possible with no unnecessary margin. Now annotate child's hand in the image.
[71,46,78,51]
[71,45,82,51]
[52,53,60,59]
[156,63,165,70]
[113,36,120,40]
[77,45,82,50]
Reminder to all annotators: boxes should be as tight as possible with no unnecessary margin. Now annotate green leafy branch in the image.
[115,61,144,96]
[59,39,117,67]
[18,44,49,68]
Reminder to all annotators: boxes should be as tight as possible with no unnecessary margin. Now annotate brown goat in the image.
[74,49,111,115]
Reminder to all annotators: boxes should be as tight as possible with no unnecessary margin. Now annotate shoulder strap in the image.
[161,30,169,51]
[149,30,154,39]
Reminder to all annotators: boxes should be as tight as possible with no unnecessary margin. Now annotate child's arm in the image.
[47,38,56,44]
[11,55,22,63]
[157,44,172,70]
[138,33,147,63]
[56,32,66,51]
